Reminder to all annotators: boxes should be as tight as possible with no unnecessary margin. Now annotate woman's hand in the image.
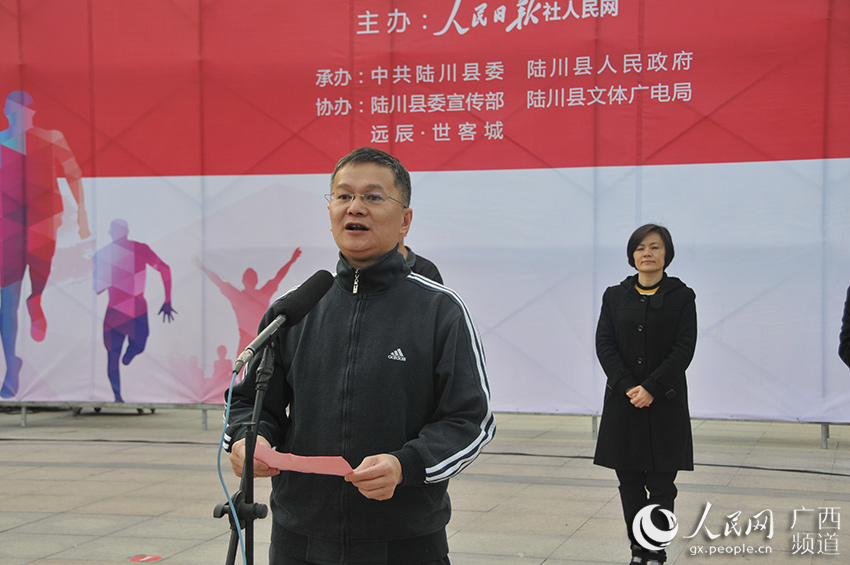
[626,385,654,408]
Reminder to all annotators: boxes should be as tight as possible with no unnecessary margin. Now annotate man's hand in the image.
[627,385,654,408]
[345,454,403,501]
[229,436,280,478]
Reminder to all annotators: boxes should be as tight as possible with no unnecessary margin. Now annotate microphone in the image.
[232,270,334,374]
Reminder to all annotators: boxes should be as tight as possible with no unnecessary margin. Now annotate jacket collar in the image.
[335,246,411,294]
[622,273,684,308]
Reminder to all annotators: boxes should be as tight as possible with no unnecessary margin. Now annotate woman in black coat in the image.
[593,224,697,565]
[840,285,850,369]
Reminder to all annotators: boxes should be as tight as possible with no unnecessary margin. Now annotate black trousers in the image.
[268,524,450,565]
[615,469,678,547]
[271,556,450,565]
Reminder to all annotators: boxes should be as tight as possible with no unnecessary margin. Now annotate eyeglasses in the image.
[324,192,407,208]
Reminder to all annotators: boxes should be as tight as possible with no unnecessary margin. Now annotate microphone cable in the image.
[217,369,248,565]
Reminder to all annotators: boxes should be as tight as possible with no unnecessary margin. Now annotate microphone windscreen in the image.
[272,270,334,326]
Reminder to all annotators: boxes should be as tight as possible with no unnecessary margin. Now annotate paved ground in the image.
[1,406,849,564]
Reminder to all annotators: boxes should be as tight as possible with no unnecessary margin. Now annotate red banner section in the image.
[0,0,847,175]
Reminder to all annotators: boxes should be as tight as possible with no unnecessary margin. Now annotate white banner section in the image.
[18,158,850,422]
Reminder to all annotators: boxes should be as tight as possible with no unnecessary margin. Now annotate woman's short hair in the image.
[627,224,675,269]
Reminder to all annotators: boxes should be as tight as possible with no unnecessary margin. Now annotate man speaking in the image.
[225,147,495,565]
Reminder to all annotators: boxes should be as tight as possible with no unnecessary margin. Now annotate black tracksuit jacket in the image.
[225,249,495,563]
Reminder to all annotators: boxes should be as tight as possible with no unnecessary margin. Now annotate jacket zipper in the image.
[341,290,364,559]
[353,269,360,294]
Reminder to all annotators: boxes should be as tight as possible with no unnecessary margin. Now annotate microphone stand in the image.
[215,341,276,565]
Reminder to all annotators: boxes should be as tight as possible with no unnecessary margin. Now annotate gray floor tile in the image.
[3,410,850,564]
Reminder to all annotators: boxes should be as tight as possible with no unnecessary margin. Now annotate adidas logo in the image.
[387,348,407,362]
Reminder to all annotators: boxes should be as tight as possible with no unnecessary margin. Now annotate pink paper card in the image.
[254,443,353,477]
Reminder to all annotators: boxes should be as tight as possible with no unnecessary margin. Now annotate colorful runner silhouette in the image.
[208,344,234,402]
[0,91,90,398]
[195,247,301,356]
[93,219,176,402]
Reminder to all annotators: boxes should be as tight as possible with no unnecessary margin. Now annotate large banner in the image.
[0,1,848,421]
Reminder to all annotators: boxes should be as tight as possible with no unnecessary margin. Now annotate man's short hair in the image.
[627,223,675,269]
[330,147,412,207]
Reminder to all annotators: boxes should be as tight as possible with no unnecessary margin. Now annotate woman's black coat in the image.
[593,273,697,472]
